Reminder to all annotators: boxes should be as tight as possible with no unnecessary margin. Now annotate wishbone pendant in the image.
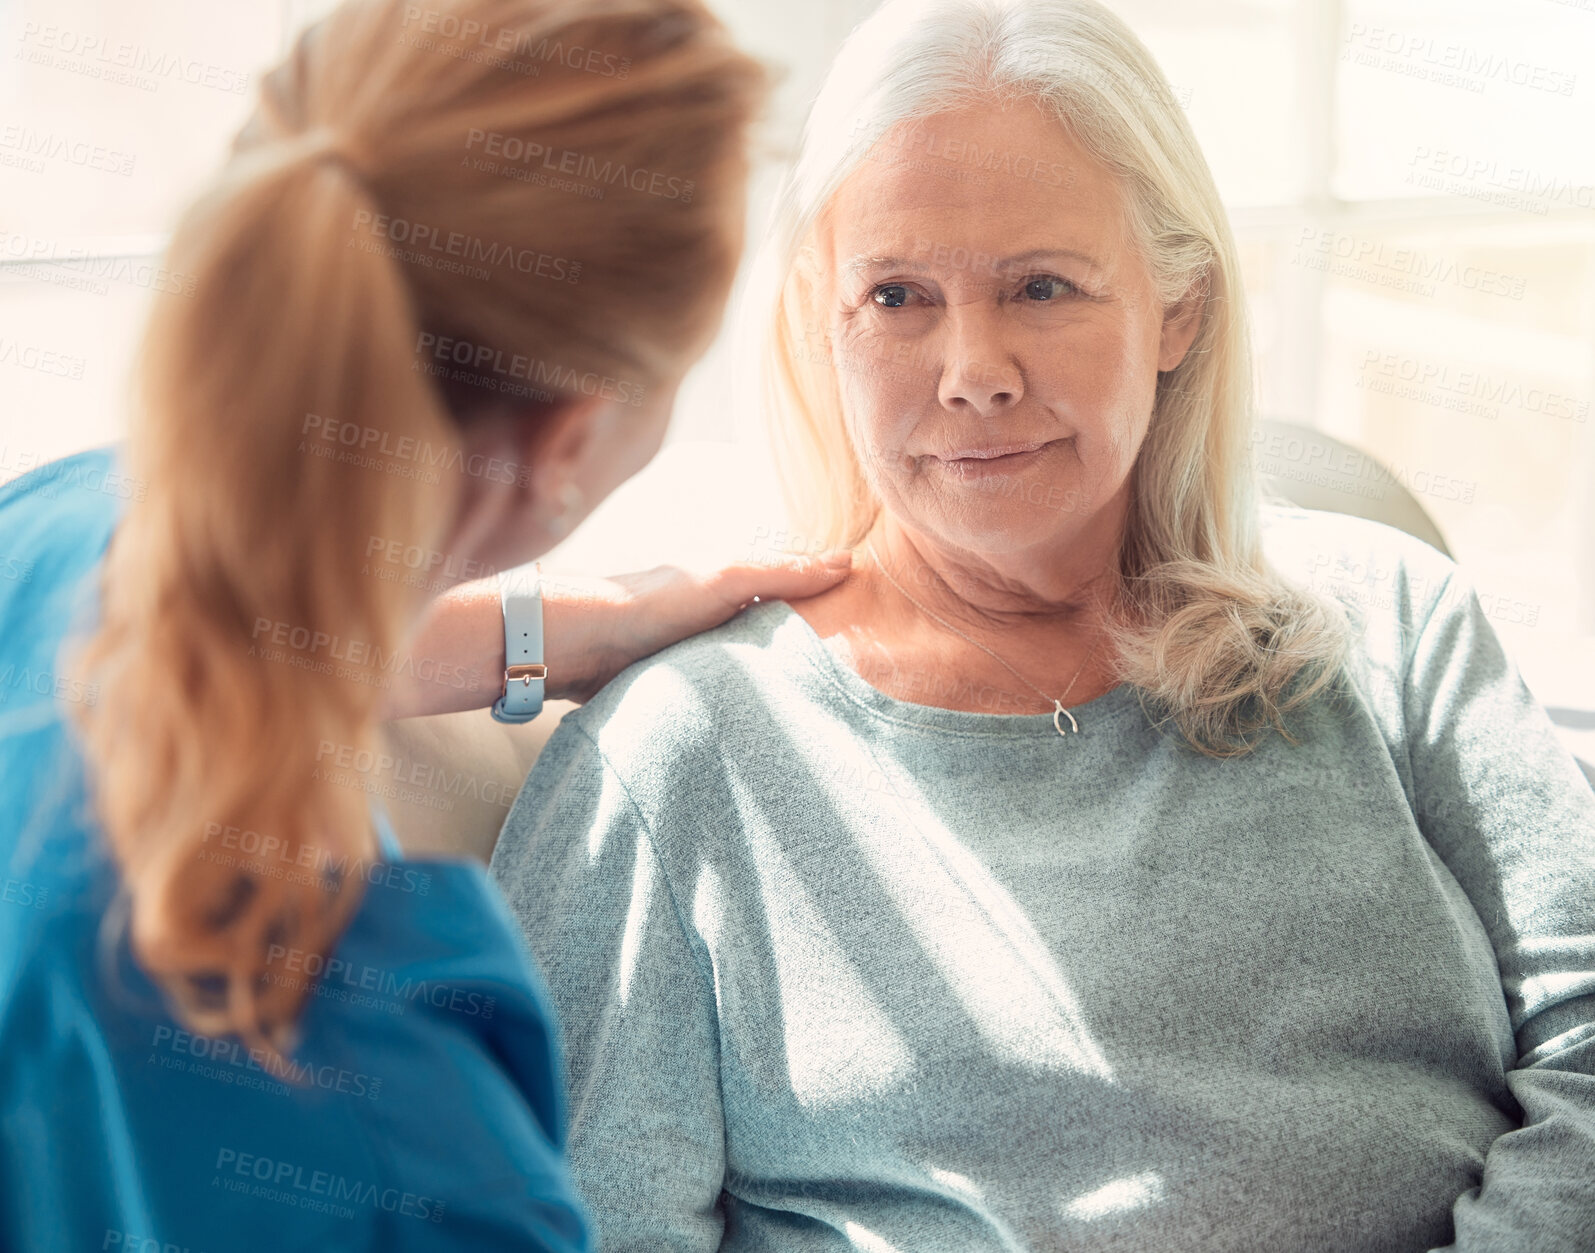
[1053,700,1079,737]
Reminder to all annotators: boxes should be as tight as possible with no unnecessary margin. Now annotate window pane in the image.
[0,268,155,481]
[1336,0,1595,203]
[1311,217,1595,636]
[1076,0,1308,207]
[0,0,286,240]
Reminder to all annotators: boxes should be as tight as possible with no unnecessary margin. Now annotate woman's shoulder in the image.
[557,598,816,769]
[1257,501,1461,634]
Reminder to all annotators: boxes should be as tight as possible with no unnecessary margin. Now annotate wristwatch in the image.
[490,563,546,724]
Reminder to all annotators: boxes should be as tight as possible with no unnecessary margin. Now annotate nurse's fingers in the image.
[708,549,855,612]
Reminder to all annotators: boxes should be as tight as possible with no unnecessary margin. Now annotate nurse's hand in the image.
[381,550,853,719]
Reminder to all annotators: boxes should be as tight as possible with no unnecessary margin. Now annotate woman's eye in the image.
[872,284,912,308]
[1023,276,1076,301]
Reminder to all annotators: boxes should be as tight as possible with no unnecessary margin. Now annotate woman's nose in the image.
[935,310,1022,416]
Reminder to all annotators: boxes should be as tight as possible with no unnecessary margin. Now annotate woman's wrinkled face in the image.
[817,99,1200,560]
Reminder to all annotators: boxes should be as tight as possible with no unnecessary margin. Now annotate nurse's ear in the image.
[440,393,612,578]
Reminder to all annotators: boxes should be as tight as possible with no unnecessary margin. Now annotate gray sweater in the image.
[490,505,1595,1253]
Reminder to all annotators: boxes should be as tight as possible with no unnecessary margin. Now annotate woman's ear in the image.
[1157,273,1208,373]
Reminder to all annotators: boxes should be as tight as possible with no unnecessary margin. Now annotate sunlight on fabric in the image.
[926,1165,986,1202]
[843,1222,907,1253]
[1061,1171,1166,1221]
[923,1166,1029,1247]
[614,835,653,1008]
[728,822,917,1107]
[586,784,637,865]
[1520,969,1594,1001]
[802,726,1114,1081]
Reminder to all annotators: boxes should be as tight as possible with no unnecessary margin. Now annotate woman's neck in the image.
[867,515,1120,630]
[787,516,1126,716]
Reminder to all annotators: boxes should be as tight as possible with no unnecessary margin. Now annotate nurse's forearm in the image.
[380,553,853,721]
[379,577,549,720]
[378,573,631,718]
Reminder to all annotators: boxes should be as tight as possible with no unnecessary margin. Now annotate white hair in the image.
[749,0,1356,757]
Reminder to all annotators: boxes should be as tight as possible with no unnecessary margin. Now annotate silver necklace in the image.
[865,539,1106,737]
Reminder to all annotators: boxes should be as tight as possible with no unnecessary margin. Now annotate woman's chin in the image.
[912,501,1085,558]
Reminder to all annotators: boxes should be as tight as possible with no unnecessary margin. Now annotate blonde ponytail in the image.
[72,0,766,1050]
[81,143,459,1051]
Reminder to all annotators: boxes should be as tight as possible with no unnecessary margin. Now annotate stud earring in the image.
[547,481,585,538]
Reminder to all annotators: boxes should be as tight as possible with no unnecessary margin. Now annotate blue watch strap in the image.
[491,563,545,724]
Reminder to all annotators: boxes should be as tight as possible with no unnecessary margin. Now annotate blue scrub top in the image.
[0,449,592,1252]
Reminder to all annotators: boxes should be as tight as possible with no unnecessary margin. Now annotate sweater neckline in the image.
[760,599,1152,740]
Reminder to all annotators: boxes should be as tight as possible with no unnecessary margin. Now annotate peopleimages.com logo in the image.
[414,332,648,407]
[263,944,497,1020]
[211,1147,446,1223]
[463,129,694,200]
[400,6,631,77]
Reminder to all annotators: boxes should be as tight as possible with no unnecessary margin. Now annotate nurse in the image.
[0,1,846,1249]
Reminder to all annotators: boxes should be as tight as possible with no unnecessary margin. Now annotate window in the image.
[1,0,293,460]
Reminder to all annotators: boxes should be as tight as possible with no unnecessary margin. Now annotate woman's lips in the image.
[934,438,1064,470]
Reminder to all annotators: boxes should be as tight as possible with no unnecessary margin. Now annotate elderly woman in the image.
[489,0,1595,1249]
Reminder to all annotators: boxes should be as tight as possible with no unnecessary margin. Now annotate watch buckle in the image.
[505,663,548,687]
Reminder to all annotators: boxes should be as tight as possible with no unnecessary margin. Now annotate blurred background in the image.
[2,0,1591,768]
